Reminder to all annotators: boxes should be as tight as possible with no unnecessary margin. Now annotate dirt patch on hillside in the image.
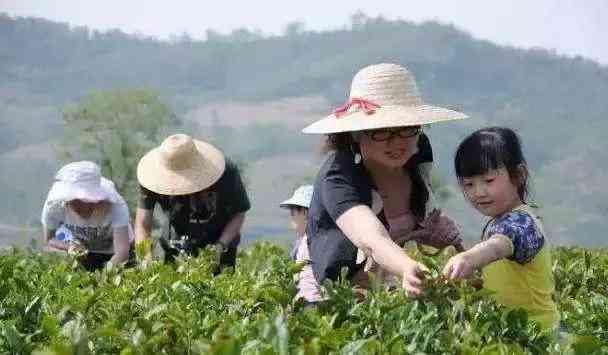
[184,95,331,128]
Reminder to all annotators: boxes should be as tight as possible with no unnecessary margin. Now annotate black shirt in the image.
[138,159,250,244]
[307,134,434,284]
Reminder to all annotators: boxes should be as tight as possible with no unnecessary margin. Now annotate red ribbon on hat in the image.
[333,98,381,118]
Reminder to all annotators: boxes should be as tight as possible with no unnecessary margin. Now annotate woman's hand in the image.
[67,242,88,257]
[442,253,476,280]
[402,260,428,297]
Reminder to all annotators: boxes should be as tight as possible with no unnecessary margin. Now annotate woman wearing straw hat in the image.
[134,134,250,269]
[302,63,466,296]
[41,161,133,271]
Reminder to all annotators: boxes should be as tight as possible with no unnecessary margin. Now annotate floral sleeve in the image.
[488,210,544,264]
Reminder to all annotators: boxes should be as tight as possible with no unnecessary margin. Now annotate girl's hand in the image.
[402,260,428,297]
[442,253,476,280]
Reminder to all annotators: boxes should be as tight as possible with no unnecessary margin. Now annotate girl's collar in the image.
[488,203,529,222]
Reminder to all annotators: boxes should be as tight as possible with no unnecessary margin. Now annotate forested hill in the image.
[1,13,607,246]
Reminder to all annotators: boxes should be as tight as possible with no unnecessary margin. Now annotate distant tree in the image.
[284,21,306,37]
[228,28,263,43]
[60,89,177,212]
[205,29,225,42]
[350,10,370,30]
[169,31,193,45]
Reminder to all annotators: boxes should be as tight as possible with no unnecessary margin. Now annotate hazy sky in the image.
[3,0,607,64]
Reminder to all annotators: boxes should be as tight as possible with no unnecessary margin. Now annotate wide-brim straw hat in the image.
[137,134,226,195]
[46,161,123,204]
[302,63,468,134]
[280,184,313,209]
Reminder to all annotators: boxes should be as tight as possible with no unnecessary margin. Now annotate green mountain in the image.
[1,13,606,246]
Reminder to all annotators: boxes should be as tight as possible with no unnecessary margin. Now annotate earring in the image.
[350,142,361,164]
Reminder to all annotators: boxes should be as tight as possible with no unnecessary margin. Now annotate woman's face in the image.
[289,207,308,237]
[68,199,107,219]
[359,126,421,169]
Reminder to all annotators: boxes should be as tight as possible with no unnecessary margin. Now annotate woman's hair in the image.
[320,132,356,155]
[321,132,429,219]
[454,126,530,202]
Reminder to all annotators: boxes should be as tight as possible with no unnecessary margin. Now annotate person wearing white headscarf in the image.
[41,161,132,270]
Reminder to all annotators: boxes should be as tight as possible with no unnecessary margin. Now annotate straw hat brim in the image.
[302,104,468,134]
[137,140,226,196]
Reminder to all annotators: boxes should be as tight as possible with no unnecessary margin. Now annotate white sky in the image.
[2,0,607,64]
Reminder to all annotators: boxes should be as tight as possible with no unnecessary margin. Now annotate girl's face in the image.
[461,167,522,217]
[289,207,307,237]
[359,127,420,169]
[68,199,107,219]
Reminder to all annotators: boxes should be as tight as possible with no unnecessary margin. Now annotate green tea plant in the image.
[0,244,606,354]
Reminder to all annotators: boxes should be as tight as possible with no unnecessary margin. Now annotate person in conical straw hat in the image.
[302,63,466,297]
[134,134,250,271]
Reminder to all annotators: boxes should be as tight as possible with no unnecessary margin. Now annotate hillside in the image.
[0,13,607,245]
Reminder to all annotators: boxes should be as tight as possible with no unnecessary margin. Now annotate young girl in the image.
[280,185,322,304]
[443,127,559,331]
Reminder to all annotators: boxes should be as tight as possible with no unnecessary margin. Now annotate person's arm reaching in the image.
[217,212,246,248]
[44,228,70,251]
[336,205,428,296]
[134,208,154,261]
[41,200,70,252]
[442,235,512,279]
[110,226,130,264]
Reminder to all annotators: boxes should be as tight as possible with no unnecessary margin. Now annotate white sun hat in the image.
[302,63,468,134]
[280,185,314,209]
[45,161,123,204]
[137,134,226,196]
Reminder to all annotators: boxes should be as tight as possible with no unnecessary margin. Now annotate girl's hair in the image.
[321,132,429,220]
[288,205,308,214]
[454,127,530,202]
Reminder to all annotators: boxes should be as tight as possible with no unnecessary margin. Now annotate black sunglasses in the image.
[365,126,422,142]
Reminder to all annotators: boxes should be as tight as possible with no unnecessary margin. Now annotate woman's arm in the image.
[336,205,427,296]
[44,228,70,251]
[110,226,130,265]
[442,235,512,279]
[134,208,154,260]
[217,212,246,247]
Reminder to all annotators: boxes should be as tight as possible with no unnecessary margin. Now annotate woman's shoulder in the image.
[223,158,239,171]
[217,158,246,183]
[109,199,130,227]
[321,150,351,168]
[319,150,363,177]
[42,199,67,222]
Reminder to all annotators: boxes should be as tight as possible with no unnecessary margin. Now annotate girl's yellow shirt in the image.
[481,205,560,331]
